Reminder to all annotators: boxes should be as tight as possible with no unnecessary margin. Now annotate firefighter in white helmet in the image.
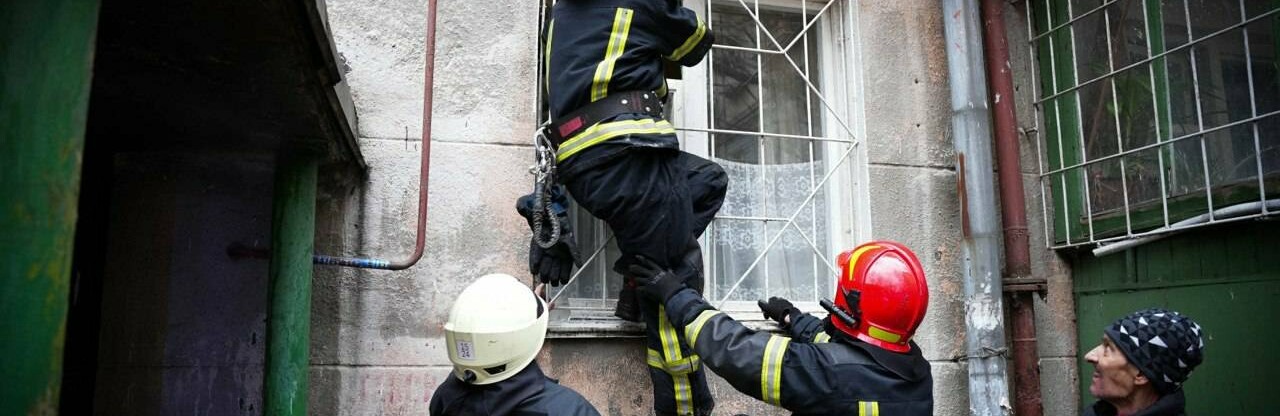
[429,274,600,416]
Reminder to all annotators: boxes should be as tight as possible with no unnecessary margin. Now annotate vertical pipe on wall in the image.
[264,153,319,416]
[309,0,438,271]
[0,0,100,414]
[980,0,1043,415]
[941,0,1012,414]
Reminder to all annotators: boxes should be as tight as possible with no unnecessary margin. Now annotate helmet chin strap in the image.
[462,369,478,384]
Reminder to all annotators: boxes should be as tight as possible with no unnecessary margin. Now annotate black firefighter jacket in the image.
[661,287,935,415]
[544,0,715,178]
[428,362,600,416]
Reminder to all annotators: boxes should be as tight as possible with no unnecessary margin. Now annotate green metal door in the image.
[0,0,100,414]
[1074,221,1280,414]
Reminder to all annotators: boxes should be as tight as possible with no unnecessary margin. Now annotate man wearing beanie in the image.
[1083,308,1205,416]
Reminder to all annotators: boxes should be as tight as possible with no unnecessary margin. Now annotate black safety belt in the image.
[544,90,665,148]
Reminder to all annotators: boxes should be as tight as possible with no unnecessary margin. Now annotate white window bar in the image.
[754,0,770,300]
[1065,0,1098,242]
[803,0,818,301]
[1027,0,1280,250]
[1035,7,1280,106]
[1039,110,1280,177]
[1030,0,1123,43]
[1242,0,1269,214]
[1023,0,1055,249]
[1102,6,1134,237]
[1184,0,1215,223]
[1043,0,1075,244]
[1139,0,1172,229]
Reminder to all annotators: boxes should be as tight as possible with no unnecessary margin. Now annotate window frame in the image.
[1027,0,1280,249]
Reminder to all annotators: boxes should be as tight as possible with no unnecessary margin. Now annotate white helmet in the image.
[444,273,549,385]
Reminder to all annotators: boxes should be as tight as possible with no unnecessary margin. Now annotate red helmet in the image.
[830,241,929,353]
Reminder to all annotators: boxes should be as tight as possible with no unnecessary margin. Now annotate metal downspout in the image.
[941,0,1012,414]
[305,0,439,271]
[980,0,1042,414]
[265,153,319,416]
[0,0,100,413]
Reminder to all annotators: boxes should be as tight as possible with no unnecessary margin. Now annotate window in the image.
[545,0,864,332]
[1028,0,1280,249]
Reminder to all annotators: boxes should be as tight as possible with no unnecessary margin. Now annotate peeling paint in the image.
[966,294,1003,331]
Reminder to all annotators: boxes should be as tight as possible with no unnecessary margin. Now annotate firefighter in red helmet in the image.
[632,240,934,415]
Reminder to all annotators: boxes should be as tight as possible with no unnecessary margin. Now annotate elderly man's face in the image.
[1084,336,1146,400]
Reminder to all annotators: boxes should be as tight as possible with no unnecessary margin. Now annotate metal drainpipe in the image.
[941,0,1012,414]
[980,0,1043,414]
[307,0,439,270]
[265,153,319,416]
[0,0,99,413]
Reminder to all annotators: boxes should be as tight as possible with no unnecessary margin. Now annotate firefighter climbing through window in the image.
[514,0,723,414]
[631,241,936,415]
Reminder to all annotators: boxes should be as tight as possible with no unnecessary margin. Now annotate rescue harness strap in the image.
[545,90,664,149]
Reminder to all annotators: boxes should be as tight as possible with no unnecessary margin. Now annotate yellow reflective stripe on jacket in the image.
[543,20,554,95]
[665,16,706,62]
[590,8,634,102]
[647,348,664,368]
[555,118,675,161]
[684,310,721,350]
[658,305,695,415]
[813,332,831,343]
[759,335,790,406]
[858,401,880,416]
[646,349,700,375]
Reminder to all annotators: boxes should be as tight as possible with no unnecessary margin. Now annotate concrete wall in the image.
[318,0,1078,414]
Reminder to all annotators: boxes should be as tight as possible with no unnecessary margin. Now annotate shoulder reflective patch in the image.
[760,335,790,406]
[665,16,706,61]
[684,310,722,350]
[813,332,832,343]
[590,8,634,102]
[858,401,880,416]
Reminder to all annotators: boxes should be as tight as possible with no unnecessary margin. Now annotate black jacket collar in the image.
[433,362,548,416]
[1086,389,1186,416]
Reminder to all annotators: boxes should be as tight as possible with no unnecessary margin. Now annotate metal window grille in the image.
[1024,0,1280,252]
[542,0,863,327]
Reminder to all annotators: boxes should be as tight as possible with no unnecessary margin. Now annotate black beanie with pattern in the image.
[1103,308,1205,395]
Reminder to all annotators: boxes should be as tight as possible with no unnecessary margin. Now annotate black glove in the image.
[628,255,686,303]
[516,186,582,286]
[757,297,800,327]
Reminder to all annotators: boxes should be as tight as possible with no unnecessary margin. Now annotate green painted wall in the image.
[1074,221,1280,415]
[265,153,318,416]
[0,0,100,414]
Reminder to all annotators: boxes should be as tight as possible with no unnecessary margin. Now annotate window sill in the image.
[546,308,826,339]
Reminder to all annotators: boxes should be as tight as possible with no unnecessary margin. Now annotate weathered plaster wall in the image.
[318,0,1078,414]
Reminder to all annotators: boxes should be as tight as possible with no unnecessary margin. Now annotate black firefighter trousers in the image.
[563,147,727,416]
